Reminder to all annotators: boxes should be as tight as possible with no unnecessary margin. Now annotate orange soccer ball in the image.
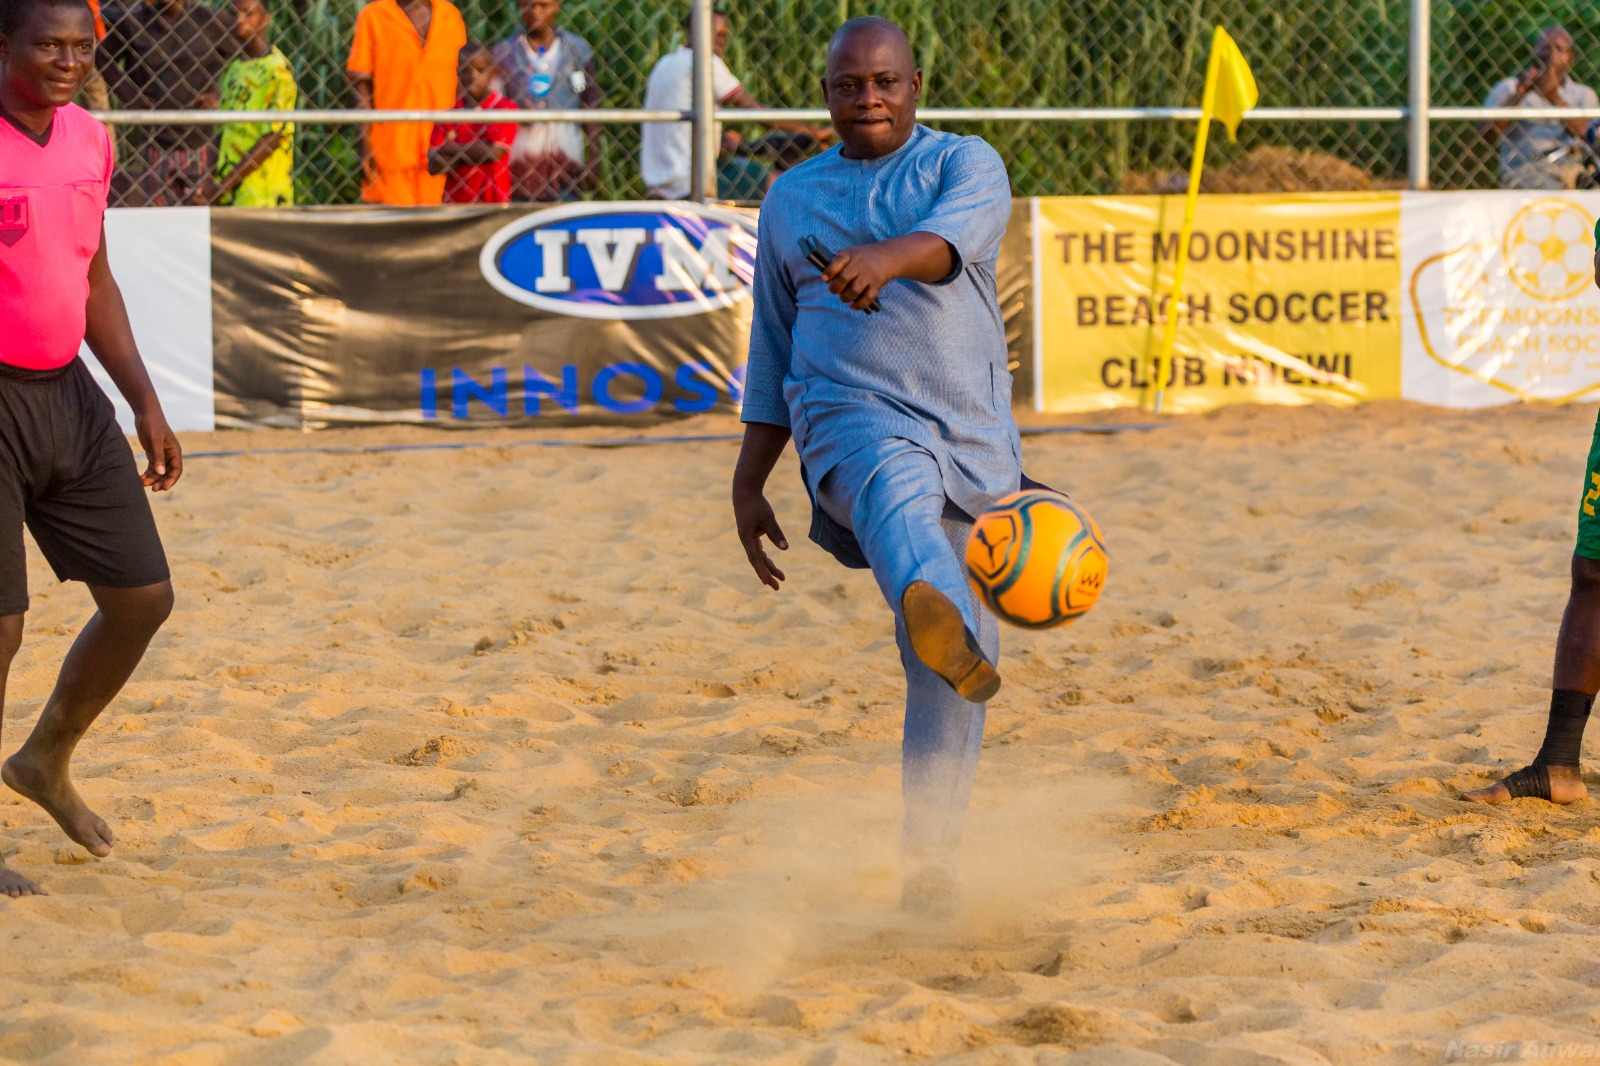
[965,490,1108,629]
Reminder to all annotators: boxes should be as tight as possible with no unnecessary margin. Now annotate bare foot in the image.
[2,752,114,857]
[1460,764,1588,805]
[0,866,44,897]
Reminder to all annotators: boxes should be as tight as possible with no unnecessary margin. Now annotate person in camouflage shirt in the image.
[201,0,296,206]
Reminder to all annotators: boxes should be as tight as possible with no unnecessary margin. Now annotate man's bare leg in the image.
[1462,555,1600,804]
[0,612,43,896]
[2,581,173,855]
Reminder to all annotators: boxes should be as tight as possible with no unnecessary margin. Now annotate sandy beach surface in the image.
[1,400,1598,1064]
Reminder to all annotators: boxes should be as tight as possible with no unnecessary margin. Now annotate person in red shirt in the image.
[428,43,517,204]
[0,0,181,896]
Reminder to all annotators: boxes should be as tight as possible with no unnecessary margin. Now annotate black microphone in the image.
[800,235,881,314]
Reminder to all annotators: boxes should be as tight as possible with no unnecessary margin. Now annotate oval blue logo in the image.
[479,201,758,321]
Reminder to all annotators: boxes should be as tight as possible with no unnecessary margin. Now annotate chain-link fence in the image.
[79,0,1600,205]
[1428,1,1600,189]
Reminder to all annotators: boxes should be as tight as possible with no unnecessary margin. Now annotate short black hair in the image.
[680,6,727,32]
[458,39,492,65]
[0,0,94,37]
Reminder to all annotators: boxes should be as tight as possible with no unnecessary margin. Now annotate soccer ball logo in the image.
[1502,198,1595,302]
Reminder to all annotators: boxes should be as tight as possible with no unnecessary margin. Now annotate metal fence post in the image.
[690,0,717,202]
[1408,0,1431,189]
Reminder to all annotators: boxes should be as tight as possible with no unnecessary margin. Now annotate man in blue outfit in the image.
[731,16,1020,910]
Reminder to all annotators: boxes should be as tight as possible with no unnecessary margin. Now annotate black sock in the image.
[1535,689,1594,768]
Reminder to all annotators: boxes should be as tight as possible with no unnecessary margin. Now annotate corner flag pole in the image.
[1150,26,1256,413]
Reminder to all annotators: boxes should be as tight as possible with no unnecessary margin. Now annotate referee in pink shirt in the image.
[0,0,181,896]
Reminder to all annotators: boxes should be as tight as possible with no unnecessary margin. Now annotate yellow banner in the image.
[1034,193,1404,413]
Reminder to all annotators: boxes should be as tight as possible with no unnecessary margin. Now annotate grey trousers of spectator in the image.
[1502,159,1584,190]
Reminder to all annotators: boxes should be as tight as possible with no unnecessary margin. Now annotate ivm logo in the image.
[479,201,757,321]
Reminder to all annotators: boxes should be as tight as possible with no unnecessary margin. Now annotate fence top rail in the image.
[1431,107,1600,121]
[94,108,689,125]
[727,106,1410,122]
[92,105,1413,126]
[89,106,1600,129]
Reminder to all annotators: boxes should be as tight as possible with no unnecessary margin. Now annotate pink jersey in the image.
[0,104,113,370]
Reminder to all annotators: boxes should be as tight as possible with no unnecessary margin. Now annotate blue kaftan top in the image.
[740,125,1023,561]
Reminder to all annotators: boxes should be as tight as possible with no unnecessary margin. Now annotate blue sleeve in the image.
[913,138,1013,283]
[740,202,796,427]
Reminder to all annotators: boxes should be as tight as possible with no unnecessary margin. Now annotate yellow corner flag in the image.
[1210,27,1259,142]
[1149,26,1259,411]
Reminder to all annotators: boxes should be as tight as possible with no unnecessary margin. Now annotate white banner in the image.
[1401,191,1600,408]
[80,208,215,432]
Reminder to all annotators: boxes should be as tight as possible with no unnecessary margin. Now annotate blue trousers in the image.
[816,438,999,856]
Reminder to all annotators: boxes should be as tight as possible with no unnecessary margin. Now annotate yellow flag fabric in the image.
[1210,27,1259,141]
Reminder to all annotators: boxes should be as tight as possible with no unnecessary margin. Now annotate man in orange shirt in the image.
[345,0,465,205]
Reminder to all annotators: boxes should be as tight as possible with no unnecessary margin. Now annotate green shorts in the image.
[1578,407,1600,560]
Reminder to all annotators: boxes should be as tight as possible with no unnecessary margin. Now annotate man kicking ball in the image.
[0,0,181,894]
[731,16,1019,908]
[1459,232,1600,805]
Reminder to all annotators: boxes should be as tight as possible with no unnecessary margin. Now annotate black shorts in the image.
[0,358,169,614]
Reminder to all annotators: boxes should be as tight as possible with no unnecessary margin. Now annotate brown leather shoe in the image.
[901,580,1001,703]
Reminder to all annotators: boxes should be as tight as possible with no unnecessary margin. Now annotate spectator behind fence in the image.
[69,0,121,165]
[428,43,517,204]
[491,0,599,201]
[1481,25,1599,190]
[100,0,238,205]
[346,0,466,206]
[640,7,826,200]
[73,0,114,155]
[199,0,296,206]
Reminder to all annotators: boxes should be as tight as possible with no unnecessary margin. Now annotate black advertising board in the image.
[209,200,1035,428]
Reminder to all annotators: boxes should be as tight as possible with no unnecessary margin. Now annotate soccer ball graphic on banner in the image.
[1502,199,1595,303]
[965,490,1108,629]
